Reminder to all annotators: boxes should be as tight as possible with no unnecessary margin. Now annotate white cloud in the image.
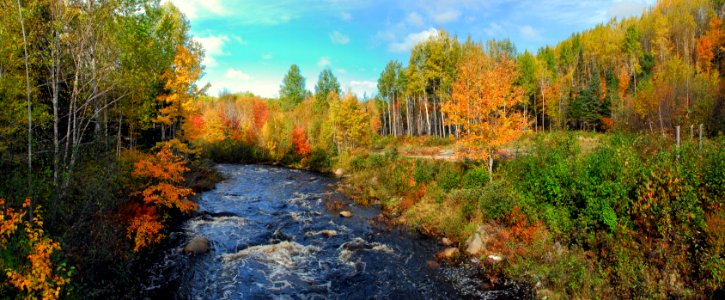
[347,80,377,98]
[607,1,647,19]
[225,68,252,81]
[432,10,460,23]
[261,52,273,60]
[318,57,331,67]
[193,34,230,68]
[388,28,438,52]
[335,68,347,75]
[339,11,352,21]
[520,25,542,40]
[168,0,225,20]
[329,31,350,45]
[406,12,424,27]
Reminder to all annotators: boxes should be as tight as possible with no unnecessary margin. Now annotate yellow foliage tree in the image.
[324,92,371,153]
[1,199,70,299]
[442,49,527,175]
[156,43,206,140]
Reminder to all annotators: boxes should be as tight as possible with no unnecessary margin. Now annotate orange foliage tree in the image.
[442,48,527,175]
[127,142,197,251]
[696,16,724,73]
[1,199,70,299]
[291,127,311,158]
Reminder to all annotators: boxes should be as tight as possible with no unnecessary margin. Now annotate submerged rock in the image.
[426,260,440,269]
[339,210,352,218]
[436,247,460,260]
[184,236,210,255]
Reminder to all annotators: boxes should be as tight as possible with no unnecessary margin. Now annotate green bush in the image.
[436,164,463,192]
[413,160,436,185]
[461,166,489,189]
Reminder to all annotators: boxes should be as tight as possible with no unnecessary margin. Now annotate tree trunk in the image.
[406,96,411,136]
[17,0,32,210]
[424,94,431,135]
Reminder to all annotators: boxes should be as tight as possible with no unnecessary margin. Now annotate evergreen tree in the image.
[279,64,306,111]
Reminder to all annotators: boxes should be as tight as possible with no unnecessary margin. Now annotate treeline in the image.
[185,66,378,167]
[374,0,724,137]
[1,0,206,297]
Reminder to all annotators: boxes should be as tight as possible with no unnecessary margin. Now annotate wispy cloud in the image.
[329,31,350,45]
[318,57,331,67]
[261,52,273,60]
[225,68,252,80]
[339,11,353,21]
[519,25,542,40]
[432,10,460,23]
[406,12,424,27]
[193,34,229,67]
[169,0,225,20]
[389,28,438,52]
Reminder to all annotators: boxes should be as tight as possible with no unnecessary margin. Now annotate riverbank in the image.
[329,133,725,298]
[193,131,724,298]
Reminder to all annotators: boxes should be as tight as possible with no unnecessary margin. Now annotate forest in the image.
[0,0,723,298]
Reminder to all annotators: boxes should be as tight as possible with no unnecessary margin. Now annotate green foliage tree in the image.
[313,68,340,113]
[279,64,306,111]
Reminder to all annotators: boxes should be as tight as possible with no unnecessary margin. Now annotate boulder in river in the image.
[184,236,210,255]
[436,247,459,260]
[334,168,344,177]
[320,230,337,237]
[441,237,453,246]
[339,210,352,218]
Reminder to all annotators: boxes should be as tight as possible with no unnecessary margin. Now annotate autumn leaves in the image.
[443,48,527,173]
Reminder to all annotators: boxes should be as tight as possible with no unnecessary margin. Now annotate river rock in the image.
[487,254,503,263]
[320,230,337,237]
[426,260,440,269]
[436,247,459,260]
[183,236,209,255]
[339,210,352,218]
[465,233,483,255]
[441,237,453,246]
[334,168,344,177]
[465,225,489,255]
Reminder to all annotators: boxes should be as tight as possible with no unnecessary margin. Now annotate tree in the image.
[1,198,71,299]
[443,48,527,176]
[377,61,403,136]
[128,141,196,251]
[324,93,371,152]
[313,68,340,113]
[279,64,306,111]
[156,43,206,140]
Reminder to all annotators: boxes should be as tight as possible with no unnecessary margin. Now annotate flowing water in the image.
[142,164,530,299]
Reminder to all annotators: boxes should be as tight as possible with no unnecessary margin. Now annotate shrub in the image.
[461,166,489,189]
[436,164,463,192]
[413,160,436,185]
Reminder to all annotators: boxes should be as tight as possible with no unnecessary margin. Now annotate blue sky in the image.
[169,0,656,98]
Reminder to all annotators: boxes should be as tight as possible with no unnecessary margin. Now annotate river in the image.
[141,164,530,299]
